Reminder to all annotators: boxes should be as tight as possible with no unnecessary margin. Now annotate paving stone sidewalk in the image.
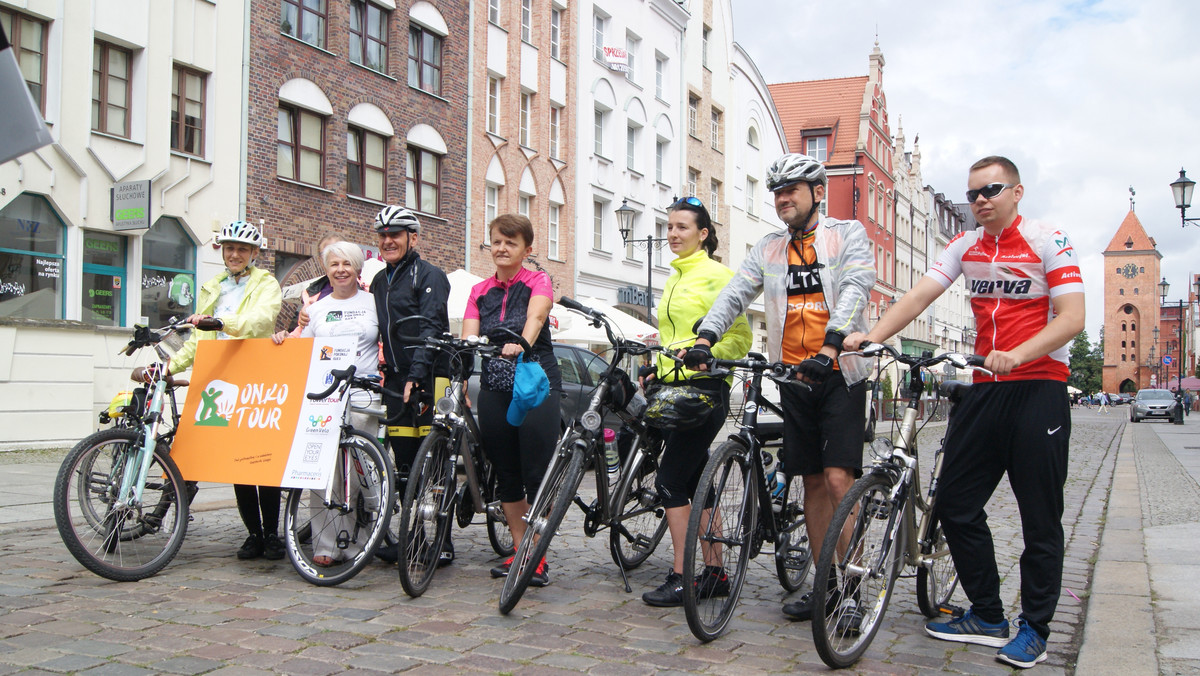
[0,412,1121,675]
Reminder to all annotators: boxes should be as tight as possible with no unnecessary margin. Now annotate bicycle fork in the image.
[116,379,169,510]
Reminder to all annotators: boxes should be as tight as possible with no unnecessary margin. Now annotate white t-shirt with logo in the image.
[301,290,379,377]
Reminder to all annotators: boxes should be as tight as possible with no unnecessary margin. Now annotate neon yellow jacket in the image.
[656,250,752,384]
[169,266,282,374]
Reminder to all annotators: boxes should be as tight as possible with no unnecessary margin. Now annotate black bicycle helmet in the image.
[643,385,718,431]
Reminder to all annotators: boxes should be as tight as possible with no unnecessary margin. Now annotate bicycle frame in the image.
[117,332,184,510]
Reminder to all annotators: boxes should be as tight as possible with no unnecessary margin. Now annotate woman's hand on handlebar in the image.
[500,342,525,359]
[683,339,712,371]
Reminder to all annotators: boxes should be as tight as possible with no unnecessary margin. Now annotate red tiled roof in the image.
[768,76,869,166]
[1103,210,1158,254]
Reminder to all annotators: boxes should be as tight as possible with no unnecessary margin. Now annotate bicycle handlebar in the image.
[847,341,991,375]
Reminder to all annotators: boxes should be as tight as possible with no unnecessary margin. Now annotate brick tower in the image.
[1102,210,1161,393]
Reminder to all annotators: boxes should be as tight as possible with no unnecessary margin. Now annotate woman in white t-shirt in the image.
[273,241,379,566]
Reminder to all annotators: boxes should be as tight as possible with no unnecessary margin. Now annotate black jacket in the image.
[369,249,450,384]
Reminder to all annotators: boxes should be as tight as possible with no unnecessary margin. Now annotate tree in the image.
[1068,330,1102,393]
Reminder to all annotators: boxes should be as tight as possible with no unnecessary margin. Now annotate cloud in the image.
[733,0,1200,342]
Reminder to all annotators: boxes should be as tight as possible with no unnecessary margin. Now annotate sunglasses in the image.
[673,196,704,208]
[966,182,1015,203]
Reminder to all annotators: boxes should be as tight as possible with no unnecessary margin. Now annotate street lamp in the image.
[1170,168,1200,228]
[615,199,667,324]
[1160,277,1187,424]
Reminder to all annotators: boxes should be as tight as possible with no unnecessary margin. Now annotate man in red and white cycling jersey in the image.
[844,156,1084,669]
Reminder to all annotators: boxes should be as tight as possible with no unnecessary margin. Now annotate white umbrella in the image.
[552,297,659,346]
[1066,385,1082,395]
[446,268,485,329]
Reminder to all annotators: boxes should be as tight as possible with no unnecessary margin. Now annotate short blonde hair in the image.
[322,241,365,273]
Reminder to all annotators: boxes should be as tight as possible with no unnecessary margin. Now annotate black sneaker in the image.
[642,569,686,607]
[489,555,514,578]
[783,589,840,622]
[695,566,731,598]
[262,533,285,560]
[236,534,264,560]
[438,539,455,568]
[528,558,550,587]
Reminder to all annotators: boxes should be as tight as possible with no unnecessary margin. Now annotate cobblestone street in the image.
[0,412,1123,675]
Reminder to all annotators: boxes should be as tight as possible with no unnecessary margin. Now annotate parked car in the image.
[1112,393,1134,405]
[1130,389,1180,422]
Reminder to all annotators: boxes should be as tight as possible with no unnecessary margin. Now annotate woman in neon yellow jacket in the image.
[167,221,284,562]
[641,197,752,608]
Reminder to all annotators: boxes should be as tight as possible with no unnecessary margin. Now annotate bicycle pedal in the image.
[336,529,351,549]
[632,534,654,552]
[937,603,966,618]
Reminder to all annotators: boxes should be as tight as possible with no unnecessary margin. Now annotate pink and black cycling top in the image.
[927,216,1084,383]
[466,266,562,391]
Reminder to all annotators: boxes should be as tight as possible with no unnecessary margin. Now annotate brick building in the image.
[1102,210,1161,393]
[246,0,469,281]
[468,0,575,297]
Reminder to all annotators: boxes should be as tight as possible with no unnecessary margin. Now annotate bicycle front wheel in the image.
[397,429,457,597]
[774,473,811,592]
[483,462,515,557]
[284,430,394,587]
[811,472,905,669]
[916,520,959,618]
[499,435,586,615]
[54,429,189,582]
[608,435,667,570]
[682,440,757,642]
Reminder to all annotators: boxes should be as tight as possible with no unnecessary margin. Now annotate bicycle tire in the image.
[54,428,189,582]
[608,435,667,570]
[774,473,811,592]
[916,520,959,618]
[397,429,457,597]
[484,466,515,557]
[681,440,757,642]
[498,435,586,615]
[811,471,905,669]
[284,430,394,587]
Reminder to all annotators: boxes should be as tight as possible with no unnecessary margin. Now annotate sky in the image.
[731,0,1200,344]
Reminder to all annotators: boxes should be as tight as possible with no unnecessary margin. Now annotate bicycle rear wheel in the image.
[284,430,394,587]
[608,435,667,570]
[397,429,457,597]
[499,435,586,615]
[774,473,811,592]
[811,472,905,669]
[916,520,959,617]
[682,440,757,642]
[54,429,189,582]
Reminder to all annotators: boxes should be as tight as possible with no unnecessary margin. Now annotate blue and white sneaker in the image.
[925,609,1010,647]
[996,619,1048,668]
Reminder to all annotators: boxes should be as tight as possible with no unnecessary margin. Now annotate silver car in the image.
[1130,389,1180,422]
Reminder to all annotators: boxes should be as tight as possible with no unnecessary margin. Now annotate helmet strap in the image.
[787,183,821,235]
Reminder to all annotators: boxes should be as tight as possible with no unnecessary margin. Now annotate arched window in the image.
[0,193,65,320]
[141,217,197,327]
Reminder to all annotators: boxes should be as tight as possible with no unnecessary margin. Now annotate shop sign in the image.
[111,180,151,231]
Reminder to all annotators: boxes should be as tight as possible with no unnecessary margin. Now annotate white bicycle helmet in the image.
[766,153,827,192]
[217,220,264,248]
[374,206,421,234]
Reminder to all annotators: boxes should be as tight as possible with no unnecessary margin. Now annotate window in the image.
[518,194,531,217]
[549,105,561,159]
[347,127,387,201]
[594,108,606,157]
[626,125,638,171]
[592,200,604,250]
[520,0,532,42]
[867,184,875,221]
[485,185,499,236]
[654,220,666,266]
[408,26,442,95]
[688,96,698,137]
[701,26,710,68]
[592,12,606,62]
[550,8,562,59]
[710,109,722,150]
[92,41,132,137]
[0,9,47,112]
[519,92,532,147]
[0,194,65,320]
[350,1,389,73]
[548,204,560,259]
[82,231,127,326]
[488,0,500,24]
[141,217,197,327]
[277,106,325,186]
[625,34,639,82]
[747,125,759,148]
[655,55,665,99]
[171,65,206,156]
[487,77,501,134]
[806,136,828,162]
[746,177,757,216]
[406,147,440,214]
[686,168,698,198]
[281,0,327,49]
[655,140,665,183]
[710,179,721,218]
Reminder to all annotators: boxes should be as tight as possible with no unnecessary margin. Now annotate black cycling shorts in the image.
[779,370,866,477]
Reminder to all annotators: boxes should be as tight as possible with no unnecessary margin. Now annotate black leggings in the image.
[234,484,281,538]
[478,388,561,503]
[655,380,729,509]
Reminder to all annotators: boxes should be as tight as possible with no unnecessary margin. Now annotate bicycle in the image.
[680,354,812,641]
[53,319,215,581]
[810,342,988,668]
[498,297,669,614]
[391,331,516,597]
[284,365,398,586]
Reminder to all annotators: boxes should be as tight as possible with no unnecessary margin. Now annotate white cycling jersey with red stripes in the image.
[928,216,1084,383]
